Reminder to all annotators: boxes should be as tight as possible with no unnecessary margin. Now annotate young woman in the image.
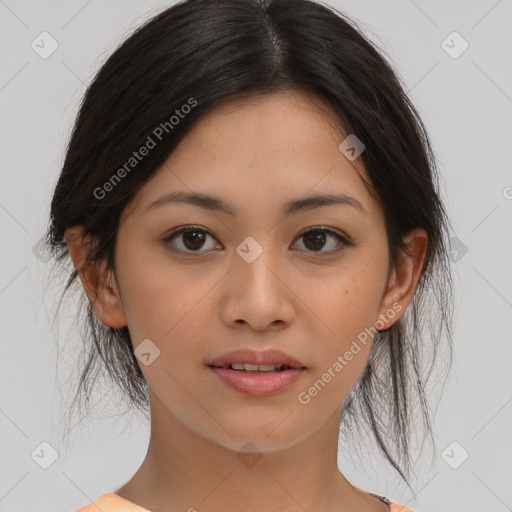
[45,0,453,510]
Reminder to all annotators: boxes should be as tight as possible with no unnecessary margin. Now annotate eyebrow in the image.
[144,190,368,217]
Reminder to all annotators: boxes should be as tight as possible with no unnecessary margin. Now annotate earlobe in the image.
[376,228,428,331]
[64,225,128,329]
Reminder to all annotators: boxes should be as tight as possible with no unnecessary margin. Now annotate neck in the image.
[115,393,387,512]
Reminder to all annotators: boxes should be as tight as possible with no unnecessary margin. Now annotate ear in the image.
[64,225,128,328]
[376,228,428,330]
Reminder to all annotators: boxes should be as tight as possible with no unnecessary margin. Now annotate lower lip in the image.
[208,366,305,396]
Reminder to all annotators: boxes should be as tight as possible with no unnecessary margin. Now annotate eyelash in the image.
[161,225,352,257]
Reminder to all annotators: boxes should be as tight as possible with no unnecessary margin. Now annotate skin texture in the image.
[65,90,427,512]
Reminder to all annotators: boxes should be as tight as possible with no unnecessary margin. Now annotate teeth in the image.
[229,363,286,372]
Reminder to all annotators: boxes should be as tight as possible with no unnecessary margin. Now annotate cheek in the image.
[313,266,383,343]
[305,265,386,392]
[114,250,224,393]
[114,240,199,342]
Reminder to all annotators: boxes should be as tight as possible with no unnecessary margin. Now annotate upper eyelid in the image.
[164,225,350,246]
[166,224,348,237]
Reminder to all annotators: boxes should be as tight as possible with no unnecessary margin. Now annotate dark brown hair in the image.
[45,0,453,489]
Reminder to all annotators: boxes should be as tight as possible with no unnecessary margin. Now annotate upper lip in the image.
[208,348,306,369]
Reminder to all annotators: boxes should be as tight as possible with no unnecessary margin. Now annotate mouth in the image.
[207,348,306,371]
[207,365,306,396]
[206,348,307,396]
[208,363,303,373]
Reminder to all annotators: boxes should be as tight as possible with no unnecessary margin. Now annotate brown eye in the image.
[163,226,220,253]
[180,229,207,250]
[162,225,350,257]
[303,231,327,251]
[293,228,350,255]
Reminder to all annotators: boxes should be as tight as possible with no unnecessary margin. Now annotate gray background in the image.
[1,1,511,511]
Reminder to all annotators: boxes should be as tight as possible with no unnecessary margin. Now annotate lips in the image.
[207,348,306,369]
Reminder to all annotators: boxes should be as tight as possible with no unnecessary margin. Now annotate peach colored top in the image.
[74,492,415,511]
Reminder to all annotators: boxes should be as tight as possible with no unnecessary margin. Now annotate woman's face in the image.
[107,90,407,452]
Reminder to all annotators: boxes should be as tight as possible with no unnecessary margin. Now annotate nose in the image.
[219,239,296,331]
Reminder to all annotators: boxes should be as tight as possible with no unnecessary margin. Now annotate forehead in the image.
[179,90,350,162]
[124,90,378,222]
